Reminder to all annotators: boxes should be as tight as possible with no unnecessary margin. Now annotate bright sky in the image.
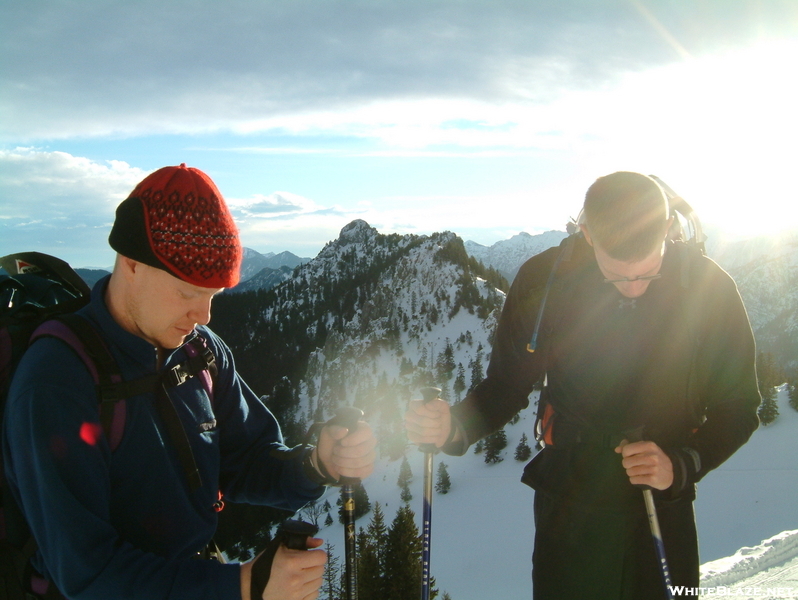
[1,0,797,268]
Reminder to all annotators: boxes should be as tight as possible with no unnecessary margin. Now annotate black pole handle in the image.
[420,387,441,404]
[279,519,319,550]
[327,406,364,432]
[250,519,319,600]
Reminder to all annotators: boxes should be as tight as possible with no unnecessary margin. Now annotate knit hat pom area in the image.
[109,164,242,288]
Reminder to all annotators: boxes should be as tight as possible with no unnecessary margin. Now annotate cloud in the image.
[0,149,144,266]
[7,0,774,143]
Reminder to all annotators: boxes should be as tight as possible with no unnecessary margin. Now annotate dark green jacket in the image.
[447,235,760,506]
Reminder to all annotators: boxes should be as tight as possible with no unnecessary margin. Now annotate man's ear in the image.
[664,215,675,239]
[580,224,594,247]
[115,255,142,281]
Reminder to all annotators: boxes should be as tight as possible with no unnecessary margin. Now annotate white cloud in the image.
[0,149,145,266]
[1,0,729,142]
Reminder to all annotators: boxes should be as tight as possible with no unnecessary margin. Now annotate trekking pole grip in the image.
[250,519,319,600]
[419,387,442,453]
[420,387,442,403]
[327,406,363,432]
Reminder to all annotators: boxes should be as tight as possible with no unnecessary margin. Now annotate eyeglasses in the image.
[603,273,662,285]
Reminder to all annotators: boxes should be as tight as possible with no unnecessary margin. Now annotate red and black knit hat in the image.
[109,164,242,288]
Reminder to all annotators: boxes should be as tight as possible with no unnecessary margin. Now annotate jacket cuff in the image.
[667,447,702,495]
[300,446,335,488]
[441,415,469,457]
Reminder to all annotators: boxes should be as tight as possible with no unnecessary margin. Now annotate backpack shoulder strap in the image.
[30,314,128,450]
[526,233,581,353]
[183,334,217,406]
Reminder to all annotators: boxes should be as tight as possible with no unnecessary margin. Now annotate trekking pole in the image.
[419,386,442,600]
[642,488,674,600]
[327,406,364,600]
[626,429,674,600]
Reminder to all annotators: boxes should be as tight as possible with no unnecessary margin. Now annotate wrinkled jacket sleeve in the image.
[668,258,761,493]
[445,245,561,454]
[204,327,324,506]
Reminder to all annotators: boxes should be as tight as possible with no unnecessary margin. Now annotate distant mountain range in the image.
[58,248,309,293]
[464,230,568,281]
[227,248,310,293]
[239,248,309,281]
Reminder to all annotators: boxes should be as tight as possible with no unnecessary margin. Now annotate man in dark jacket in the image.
[3,164,377,600]
[406,171,760,598]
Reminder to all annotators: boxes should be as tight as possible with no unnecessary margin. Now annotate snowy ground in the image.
[699,530,798,598]
[311,385,798,599]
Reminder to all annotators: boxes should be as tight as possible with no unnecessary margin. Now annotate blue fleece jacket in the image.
[2,276,325,600]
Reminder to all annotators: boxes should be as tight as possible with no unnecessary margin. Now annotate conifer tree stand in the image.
[419,387,443,600]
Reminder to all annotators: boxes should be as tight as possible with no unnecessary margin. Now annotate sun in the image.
[569,39,797,240]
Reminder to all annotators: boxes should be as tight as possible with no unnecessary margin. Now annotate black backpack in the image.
[1,252,219,600]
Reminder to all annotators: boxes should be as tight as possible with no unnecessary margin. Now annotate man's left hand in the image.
[615,440,674,490]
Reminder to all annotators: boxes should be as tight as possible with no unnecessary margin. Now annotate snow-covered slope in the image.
[695,385,798,566]
[700,529,798,593]
[307,388,798,600]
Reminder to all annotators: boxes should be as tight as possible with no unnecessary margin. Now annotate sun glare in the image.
[582,39,798,239]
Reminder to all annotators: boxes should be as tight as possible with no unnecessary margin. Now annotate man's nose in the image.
[190,298,213,325]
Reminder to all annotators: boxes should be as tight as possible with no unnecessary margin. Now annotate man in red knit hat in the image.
[4,164,377,600]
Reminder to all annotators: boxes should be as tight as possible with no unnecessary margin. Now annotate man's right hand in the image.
[241,538,327,600]
[404,398,453,448]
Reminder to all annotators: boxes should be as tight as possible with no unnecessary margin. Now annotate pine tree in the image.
[758,394,779,425]
[435,462,451,494]
[356,528,378,600]
[484,428,507,464]
[453,364,466,402]
[514,432,532,462]
[356,503,388,599]
[757,351,781,425]
[322,541,342,600]
[787,368,798,412]
[398,455,413,502]
[384,505,422,600]
[468,352,484,394]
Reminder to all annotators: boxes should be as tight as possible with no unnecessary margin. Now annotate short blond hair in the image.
[583,172,669,261]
